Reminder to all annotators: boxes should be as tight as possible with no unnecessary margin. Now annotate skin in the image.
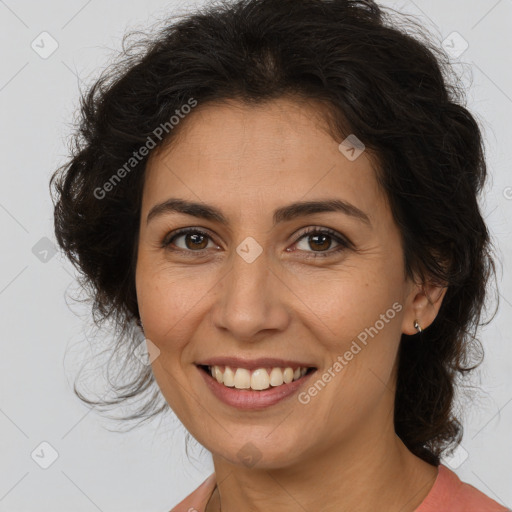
[135,96,447,512]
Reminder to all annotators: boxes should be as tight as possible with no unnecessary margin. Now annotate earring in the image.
[413,319,422,333]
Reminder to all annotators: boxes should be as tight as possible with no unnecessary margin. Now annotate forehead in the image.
[142,97,385,225]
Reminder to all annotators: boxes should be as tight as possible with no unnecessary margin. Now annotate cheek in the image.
[301,289,403,442]
[302,263,405,394]
[135,257,208,414]
[298,266,399,341]
[135,254,222,368]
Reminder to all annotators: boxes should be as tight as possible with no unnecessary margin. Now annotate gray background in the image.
[0,0,511,510]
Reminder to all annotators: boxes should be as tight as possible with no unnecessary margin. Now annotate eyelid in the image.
[288,226,353,258]
[292,225,352,247]
[161,227,217,248]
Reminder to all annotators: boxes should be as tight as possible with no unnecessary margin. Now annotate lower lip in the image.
[197,366,316,410]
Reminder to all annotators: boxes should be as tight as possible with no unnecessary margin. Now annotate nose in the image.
[210,244,291,342]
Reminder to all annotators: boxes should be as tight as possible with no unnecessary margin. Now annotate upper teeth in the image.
[209,366,309,391]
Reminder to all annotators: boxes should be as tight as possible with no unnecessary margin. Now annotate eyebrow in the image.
[146,198,371,227]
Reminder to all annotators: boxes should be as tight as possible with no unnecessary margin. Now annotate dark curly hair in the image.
[50,0,497,465]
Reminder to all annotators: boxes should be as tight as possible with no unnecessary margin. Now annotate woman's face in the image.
[135,97,434,469]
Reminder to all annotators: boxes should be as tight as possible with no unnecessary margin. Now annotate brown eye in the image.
[183,232,208,250]
[162,228,215,252]
[305,233,332,251]
[291,227,351,258]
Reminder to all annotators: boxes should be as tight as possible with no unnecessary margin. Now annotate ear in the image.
[401,280,448,335]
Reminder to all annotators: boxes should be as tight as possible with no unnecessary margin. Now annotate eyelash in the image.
[161,226,351,258]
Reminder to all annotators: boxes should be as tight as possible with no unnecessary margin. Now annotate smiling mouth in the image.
[198,364,317,392]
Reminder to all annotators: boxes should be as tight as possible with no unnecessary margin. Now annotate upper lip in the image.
[196,357,317,371]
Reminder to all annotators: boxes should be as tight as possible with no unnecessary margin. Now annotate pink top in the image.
[169,465,509,512]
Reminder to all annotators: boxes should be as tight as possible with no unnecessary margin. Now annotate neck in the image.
[207,420,438,512]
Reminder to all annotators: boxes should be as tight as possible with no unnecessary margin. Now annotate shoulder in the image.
[416,464,510,512]
[169,473,217,512]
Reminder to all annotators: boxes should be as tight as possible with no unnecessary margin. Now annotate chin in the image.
[206,430,309,470]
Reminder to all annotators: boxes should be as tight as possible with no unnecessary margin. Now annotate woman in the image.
[50,0,509,510]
